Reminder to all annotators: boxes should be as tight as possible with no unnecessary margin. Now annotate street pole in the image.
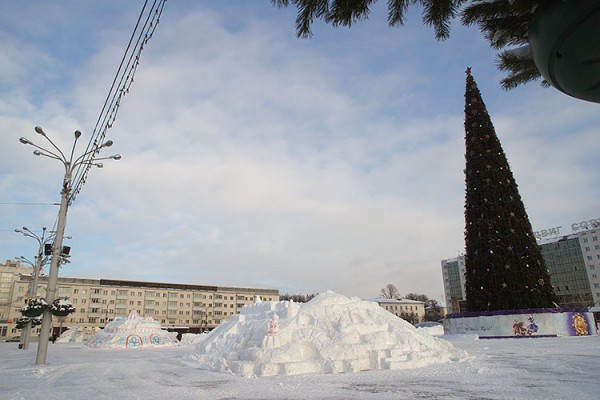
[15,227,53,350]
[36,182,69,365]
[19,126,120,365]
[21,253,43,350]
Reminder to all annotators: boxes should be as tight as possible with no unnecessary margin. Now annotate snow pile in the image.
[416,325,444,336]
[86,309,179,349]
[57,326,101,343]
[180,332,209,346]
[185,291,466,377]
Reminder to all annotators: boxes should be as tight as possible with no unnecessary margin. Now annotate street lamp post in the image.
[19,126,120,365]
[15,227,55,350]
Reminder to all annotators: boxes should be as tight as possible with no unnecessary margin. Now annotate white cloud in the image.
[1,1,598,301]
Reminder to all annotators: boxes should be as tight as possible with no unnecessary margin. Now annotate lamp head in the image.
[74,130,82,139]
[19,137,31,145]
[34,126,45,135]
[113,154,122,160]
[33,150,42,156]
[103,140,113,148]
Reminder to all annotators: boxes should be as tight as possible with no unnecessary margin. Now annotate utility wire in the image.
[69,0,167,204]
[0,202,59,206]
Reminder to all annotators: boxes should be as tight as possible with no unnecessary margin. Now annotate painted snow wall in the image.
[445,309,595,338]
[86,309,179,349]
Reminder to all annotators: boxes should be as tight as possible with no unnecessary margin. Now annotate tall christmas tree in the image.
[463,68,556,312]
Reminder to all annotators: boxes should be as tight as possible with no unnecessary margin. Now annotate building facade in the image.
[370,297,426,324]
[539,229,600,308]
[0,261,279,340]
[441,223,600,313]
[1,260,34,338]
[441,256,466,314]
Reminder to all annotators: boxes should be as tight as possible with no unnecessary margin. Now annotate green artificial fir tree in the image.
[463,67,556,312]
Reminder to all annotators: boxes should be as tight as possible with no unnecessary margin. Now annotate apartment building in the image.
[1,260,34,338]
[0,261,278,340]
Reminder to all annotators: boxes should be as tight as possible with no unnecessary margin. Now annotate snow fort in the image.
[186,291,466,377]
[86,309,179,349]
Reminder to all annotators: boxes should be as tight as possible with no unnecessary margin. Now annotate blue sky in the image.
[1,1,598,300]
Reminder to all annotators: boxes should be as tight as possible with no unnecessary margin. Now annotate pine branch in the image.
[387,0,412,26]
[421,0,466,40]
[326,0,376,27]
[496,46,545,90]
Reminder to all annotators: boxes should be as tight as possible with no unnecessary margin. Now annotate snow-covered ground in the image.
[2,335,599,399]
[2,293,598,399]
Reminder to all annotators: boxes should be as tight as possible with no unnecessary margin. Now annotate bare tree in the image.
[279,293,317,303]
[380,284,400,299]
[405,293,429,302]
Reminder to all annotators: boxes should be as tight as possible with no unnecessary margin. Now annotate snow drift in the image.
[186,291,466,377]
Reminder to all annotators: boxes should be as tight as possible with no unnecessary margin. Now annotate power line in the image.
[70,0,167,204]
[0,202,59,206]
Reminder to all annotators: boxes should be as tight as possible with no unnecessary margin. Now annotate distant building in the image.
[441,224,600,312]
[0,260,279,340]
[425,303,447,321]
[0,260,33,338]
[370,297,425,324]
[441,257,466,314]
[539,228,600,308]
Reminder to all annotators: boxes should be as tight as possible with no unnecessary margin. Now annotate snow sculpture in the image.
[186,291,466,377]
[86,309,179,349]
